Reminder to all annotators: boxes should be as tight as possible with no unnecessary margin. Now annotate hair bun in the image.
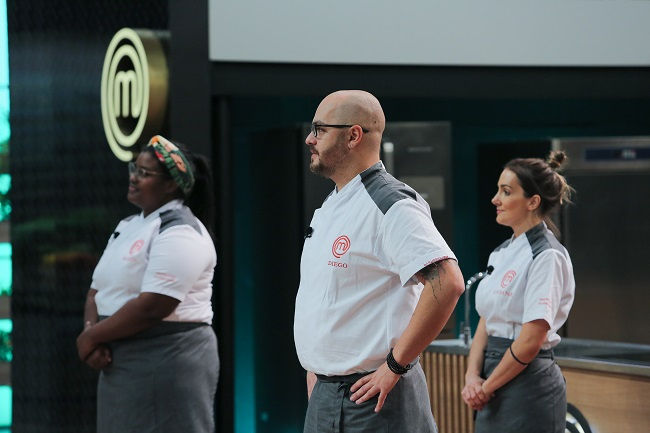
[547,150,568,171]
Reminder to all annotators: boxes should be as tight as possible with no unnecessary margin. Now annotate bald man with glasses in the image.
[294,90,465,433]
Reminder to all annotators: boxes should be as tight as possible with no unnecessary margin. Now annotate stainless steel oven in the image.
[553,136,650,344]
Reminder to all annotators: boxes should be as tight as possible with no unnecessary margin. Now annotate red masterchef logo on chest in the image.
[501,270,516,288]
[332,235,351,258]
[129,239,144,256]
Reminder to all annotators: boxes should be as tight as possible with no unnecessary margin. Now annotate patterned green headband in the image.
[147,135,195,194]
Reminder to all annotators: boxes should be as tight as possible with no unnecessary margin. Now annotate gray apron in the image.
[475,336,566,433]
[97,321,219,433]
[304,361,437,433]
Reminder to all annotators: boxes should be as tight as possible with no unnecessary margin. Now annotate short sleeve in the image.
[381,198,455,286]
[522,249,570,327]
[140,225,213,301]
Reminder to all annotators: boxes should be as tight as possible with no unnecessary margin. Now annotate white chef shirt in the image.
[294,162,456,376]
[92,200,217,323]
[475,223,575,349]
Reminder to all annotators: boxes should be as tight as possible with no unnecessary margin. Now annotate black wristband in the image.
[386,348,412,375]
[509,344,529,366]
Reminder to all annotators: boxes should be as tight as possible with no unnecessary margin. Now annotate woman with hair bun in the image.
[76,135,218,433]
[462,150,576,433]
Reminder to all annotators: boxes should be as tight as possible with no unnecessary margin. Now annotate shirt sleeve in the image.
[140,225,212,301]
[381,198,456,286]
[522,249,570,327]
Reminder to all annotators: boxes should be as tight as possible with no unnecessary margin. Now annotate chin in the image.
[309,162,323,175]
[127,194,140,208]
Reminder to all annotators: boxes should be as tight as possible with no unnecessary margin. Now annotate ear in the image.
[164,178,180,196]
[528,194,541,211]
[347,125,364,149]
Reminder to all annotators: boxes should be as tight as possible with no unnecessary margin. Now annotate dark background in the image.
[8,0,650,432]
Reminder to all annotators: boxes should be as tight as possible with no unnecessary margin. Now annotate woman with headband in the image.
[77,135,218,433]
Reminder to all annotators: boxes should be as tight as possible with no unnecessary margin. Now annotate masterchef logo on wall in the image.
[101,28,169,162]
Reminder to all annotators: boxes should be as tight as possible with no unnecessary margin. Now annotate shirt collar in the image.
[140,199,183,220]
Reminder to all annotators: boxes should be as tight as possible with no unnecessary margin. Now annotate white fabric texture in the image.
[294,163,455,375]
[475,223,575,349]
[92,199,217,323]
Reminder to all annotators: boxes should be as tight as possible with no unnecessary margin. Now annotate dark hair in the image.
[142,142,216,238]
[504,150,573,235]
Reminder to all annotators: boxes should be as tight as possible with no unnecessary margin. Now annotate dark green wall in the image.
[228,96,650,273]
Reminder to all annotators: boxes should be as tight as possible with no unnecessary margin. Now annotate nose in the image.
[491,193,499,205]
[305,131,316,146]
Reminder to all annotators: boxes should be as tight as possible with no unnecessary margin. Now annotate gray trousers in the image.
[304,362,437,433]
[475,336,566,433]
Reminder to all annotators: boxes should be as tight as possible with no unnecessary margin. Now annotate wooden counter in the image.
[422,350,473,433]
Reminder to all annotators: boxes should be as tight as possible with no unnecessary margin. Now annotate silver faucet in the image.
[461,266,493,347]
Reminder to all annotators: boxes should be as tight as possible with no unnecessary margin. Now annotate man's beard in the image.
[309,139,348,179]
[309,158,329,177]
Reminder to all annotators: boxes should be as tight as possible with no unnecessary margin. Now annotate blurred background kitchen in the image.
[2,1,650,432]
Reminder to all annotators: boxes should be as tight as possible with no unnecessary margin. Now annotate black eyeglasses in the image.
[128,162,169,179]
[310,123,369,139]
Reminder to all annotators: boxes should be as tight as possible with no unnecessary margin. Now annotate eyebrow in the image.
[136,163,163,171]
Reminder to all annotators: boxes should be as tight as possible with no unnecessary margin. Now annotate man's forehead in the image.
[314,100,340,120]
